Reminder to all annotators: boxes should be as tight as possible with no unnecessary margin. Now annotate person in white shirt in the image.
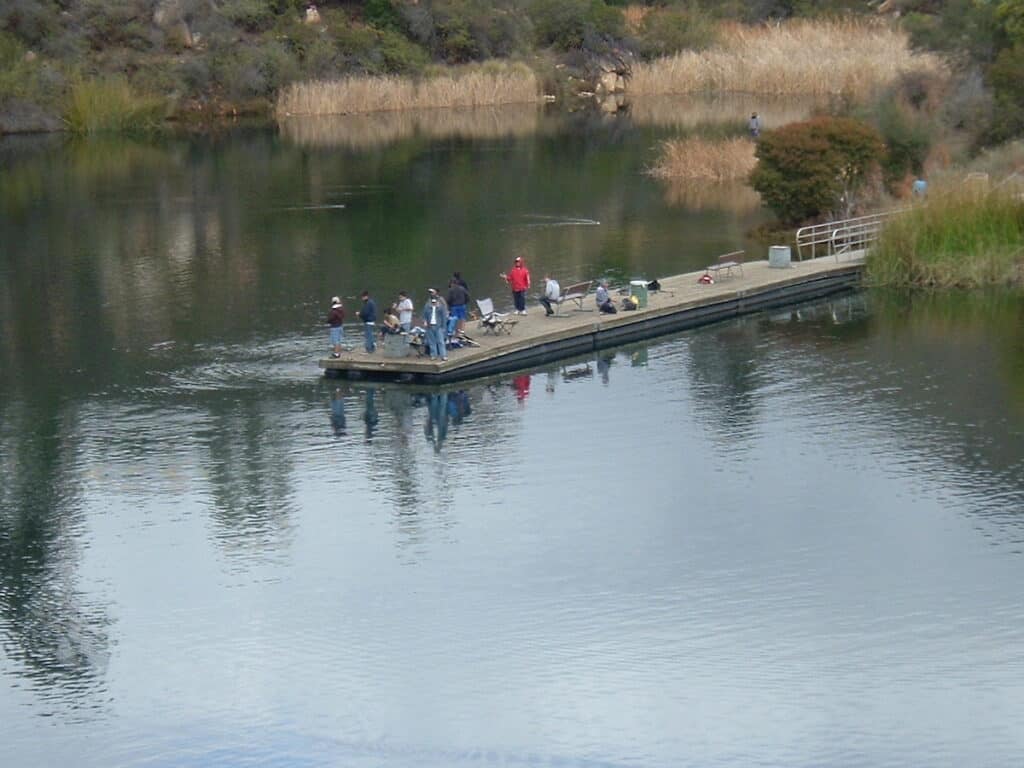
[396,290,414,332]
[538,274,560,316]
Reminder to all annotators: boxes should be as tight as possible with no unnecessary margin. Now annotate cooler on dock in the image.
[629,280,648,308]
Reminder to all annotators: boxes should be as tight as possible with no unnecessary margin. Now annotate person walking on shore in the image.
[358,290,377,353]
[327,296,345,357]
[500,256,531,315]
[749,112,762,138]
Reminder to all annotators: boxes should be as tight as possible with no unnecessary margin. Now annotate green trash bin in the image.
[629,280,649,308]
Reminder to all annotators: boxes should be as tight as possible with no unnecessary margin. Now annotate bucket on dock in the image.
[629,280,649,307]
[768,245,792,268]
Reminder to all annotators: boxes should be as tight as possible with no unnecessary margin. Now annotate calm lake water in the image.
[2,101,1024,767]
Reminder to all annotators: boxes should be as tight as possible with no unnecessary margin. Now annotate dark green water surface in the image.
[2,106,1024,767]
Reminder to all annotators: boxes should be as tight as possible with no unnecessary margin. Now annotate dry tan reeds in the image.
[276,63,540,117]
[647,137,757,182]
[279,104,544,149]
[631,19,947,100]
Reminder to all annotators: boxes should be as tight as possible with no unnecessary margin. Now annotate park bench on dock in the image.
[704,250,745,280]
[552,280,594,314]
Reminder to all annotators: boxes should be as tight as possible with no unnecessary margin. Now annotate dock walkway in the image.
[320,252,864,383]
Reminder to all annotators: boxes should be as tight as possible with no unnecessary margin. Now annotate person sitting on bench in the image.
[539,274,560,316]
[595,280,617,314]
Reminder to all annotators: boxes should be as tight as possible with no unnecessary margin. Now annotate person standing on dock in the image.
[500,256,531,315]
[423,294,448,361]
[447,278,469,334]
[358,290,377,353]
[327,296,345,358]
[396,290,414,332]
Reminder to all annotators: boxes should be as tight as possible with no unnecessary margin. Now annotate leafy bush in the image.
[873,97,935,189]
[213,40,300,99]
[529,0,623,51]
[377,28,429,74]
[0,0,61,47]
[219,0,277,33]
[637,6,718,59]
[901,0,1000,65]
[79,0,155,52]
[986,43,1024,143]
[749,116,886,224]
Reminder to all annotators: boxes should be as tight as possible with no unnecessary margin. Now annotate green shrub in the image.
[64,77,166,133]
[637,6,718,59]
[213,40,301,98]
[529,0,623,51]
[219,0,278,33]
[986,43,1024,143]
[364,0,404,32]
[80,0,155,52]
[0,0,61,47]
[378,28,429,74]
[901,0,1000,65]
[749,116,886,224]
[870,96,936,189]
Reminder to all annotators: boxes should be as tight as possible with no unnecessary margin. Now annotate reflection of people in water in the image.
[447,390,472,424]
[424,392,449,449]
[597,353,614,384]
[330,388,346,435]
[363,389,379,440]
[513,374,531,402]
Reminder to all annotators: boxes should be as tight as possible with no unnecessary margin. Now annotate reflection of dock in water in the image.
[320,253,864,384]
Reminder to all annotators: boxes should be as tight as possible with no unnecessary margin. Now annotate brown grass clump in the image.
[630,19,947,100]
[647,136,757,182]
[276,63,540,117]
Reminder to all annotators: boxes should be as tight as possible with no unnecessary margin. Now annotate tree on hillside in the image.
[749,116,886,225]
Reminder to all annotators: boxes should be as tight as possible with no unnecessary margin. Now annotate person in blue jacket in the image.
[422,293,449,361]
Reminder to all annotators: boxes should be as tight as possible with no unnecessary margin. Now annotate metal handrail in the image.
[795,209,906,261]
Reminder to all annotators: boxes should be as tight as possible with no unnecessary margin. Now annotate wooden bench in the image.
[552,280,594,314]
[704,250,745,280]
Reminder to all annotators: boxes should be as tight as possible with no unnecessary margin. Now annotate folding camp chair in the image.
[476,297,516,335]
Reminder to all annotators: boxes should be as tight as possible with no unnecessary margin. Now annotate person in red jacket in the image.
[500,256,531,315]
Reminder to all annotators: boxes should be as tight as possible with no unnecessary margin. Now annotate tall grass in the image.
[65,78,166,134]
[867,185,1024,288]
[276,62,540,117]
[647,137,756,181]
[631,19,947,100]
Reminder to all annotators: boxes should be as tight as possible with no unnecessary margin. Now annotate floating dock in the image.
[320,253,863,384]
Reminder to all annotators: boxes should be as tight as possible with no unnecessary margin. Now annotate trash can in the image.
[629,280,649,308]
[382,332,411,358]
[768,245,792,268]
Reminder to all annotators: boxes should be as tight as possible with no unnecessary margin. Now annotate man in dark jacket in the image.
[447,279,469,334]
[358,290,377,353]
[327,296,345,357]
